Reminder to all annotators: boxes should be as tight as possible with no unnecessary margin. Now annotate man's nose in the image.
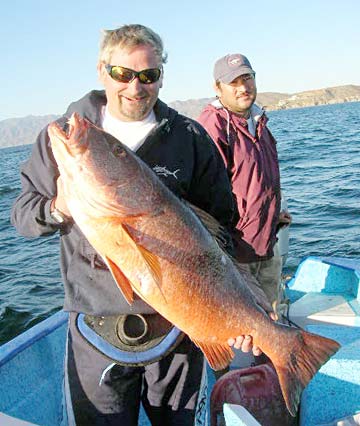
[235,83,248,93]
[129,76,143,88]
[237,79,253,90]
[126,77,144,94]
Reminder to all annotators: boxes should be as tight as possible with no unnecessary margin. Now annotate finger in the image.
[252,346,262,356]
[233,336,245,350]
[269,311,277,321]
[240,335,252,352]
[54,178,71,217]
[227,337,236,346]
[56,176,64,192]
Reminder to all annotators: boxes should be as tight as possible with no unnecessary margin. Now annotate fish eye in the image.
[112,143,126,158]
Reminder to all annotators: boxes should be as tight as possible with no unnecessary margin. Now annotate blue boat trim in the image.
[0,310,68,367]
[321,256,360,273]
[76,313,182,364]
[286,256,360,290]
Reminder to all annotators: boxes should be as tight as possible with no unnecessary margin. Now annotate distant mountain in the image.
[0,115,59,148]
[168,85,360,118]
[1,85,359,148]
[169,92,291,119]
[270,84,360,110]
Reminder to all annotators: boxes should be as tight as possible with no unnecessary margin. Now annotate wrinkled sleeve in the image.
[11,125,63,237]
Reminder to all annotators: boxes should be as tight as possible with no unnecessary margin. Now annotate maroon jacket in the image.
[198,100,281,261]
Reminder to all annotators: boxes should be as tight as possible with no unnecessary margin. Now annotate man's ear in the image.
[214,81,221,98]
[97,62,106,85]
[159,68,164,89]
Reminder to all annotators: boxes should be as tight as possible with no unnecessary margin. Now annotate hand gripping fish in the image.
[48,113,340,416]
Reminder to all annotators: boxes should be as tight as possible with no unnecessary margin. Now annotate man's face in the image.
[98,44,163,121]
[215,74,257,116]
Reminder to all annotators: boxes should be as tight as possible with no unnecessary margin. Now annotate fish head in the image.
[48,112,155,217]
[49,112,130,178]
[48,113,96,183]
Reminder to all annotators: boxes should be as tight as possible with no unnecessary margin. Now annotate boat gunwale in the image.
[0,310,68,367]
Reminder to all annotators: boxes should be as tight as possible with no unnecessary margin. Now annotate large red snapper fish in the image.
[48,113,340,416]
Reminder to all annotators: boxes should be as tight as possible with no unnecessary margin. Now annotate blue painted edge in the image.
[286,255,319,288]
[0,310,68,367]
[321,256,360,273]
[286,256,360,289]
[77,313,182,364]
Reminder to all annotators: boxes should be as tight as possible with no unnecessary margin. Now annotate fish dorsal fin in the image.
[232,260,273,315]
[103,255,134,305]
[186,202,232,251]
[120,223,164,300]
[187,204,273,314]
[192,339,234,371]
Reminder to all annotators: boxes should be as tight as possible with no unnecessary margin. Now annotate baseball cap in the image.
[213,53,255,84]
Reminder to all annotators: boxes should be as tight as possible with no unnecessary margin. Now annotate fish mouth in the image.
[63,113,90,155]
[48,113,90,161]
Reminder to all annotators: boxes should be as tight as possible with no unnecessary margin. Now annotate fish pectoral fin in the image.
[186,202,232,252]
[103,256,134,305]
[192,339,234,371]
[138,245,163,290]
[120,224,165,300]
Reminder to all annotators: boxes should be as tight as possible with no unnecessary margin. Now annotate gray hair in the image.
[99,24,168,65]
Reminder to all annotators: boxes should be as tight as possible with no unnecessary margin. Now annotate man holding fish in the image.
[11,24,264,425]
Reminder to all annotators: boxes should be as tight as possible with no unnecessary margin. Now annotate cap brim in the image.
[218,66,255,84]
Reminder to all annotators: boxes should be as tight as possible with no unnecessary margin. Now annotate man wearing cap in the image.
[198,53,291,319]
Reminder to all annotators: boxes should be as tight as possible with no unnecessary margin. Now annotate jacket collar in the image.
[211,98,264,124]
[65,90,178,131]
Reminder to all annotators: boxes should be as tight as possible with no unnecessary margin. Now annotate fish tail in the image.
[271,328,340,417]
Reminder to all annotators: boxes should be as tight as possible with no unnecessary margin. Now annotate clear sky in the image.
[1,0,359,120]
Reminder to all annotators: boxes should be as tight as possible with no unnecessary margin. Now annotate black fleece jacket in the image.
[11,90,235,315]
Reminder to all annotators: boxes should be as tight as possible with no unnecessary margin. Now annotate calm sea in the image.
[0,102,359,345]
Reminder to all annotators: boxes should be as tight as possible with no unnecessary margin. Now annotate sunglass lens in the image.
[110,66,134,83]
[138,69,161,84]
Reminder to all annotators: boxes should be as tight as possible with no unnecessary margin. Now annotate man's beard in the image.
[119,93,156,121]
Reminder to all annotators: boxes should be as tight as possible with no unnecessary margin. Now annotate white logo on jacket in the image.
[153,165,180,179]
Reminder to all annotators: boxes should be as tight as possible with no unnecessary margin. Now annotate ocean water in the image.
[0,102,359,345]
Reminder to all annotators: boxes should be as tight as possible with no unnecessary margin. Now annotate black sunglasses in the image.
[105,64,162,84]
